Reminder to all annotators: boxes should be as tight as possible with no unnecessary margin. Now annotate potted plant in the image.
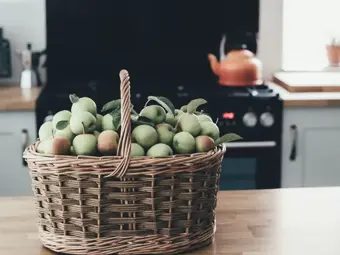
[326,37,340,66]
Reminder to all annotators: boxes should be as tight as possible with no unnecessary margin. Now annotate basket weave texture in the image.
[23,70,226,255]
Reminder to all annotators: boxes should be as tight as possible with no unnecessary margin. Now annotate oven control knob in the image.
[242,112,257,127]
[260,112,274,127]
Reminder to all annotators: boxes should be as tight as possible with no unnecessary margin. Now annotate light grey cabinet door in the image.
[0,111,36,196]
[282,107,340,188]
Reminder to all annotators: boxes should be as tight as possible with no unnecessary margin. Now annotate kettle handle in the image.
[219,34,227,61]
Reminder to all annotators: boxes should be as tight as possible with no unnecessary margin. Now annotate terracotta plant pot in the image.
[326,45,340,66]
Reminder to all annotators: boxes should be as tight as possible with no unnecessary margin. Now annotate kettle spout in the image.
[208,53,220,76]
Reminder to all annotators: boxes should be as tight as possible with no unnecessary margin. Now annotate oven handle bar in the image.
[224,141,276,148]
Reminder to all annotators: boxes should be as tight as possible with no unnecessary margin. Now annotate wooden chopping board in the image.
[273,71,340,92]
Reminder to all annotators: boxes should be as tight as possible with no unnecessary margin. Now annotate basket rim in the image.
[24,141,226,161]
[23,142,225,176]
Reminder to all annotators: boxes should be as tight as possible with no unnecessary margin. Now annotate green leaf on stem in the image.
[56,120,69,130]
[214,133,243,146]
[147,96,175,115]
[132,116,155,128]
[102,99,121,113]
[187,98,207,114]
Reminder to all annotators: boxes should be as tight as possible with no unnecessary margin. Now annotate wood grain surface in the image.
[1,188,340,255]
[0,86,40,111]
[273,72,340,92]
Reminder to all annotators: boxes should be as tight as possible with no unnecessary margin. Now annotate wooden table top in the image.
[2,187,340,255]
[0,86,40,111]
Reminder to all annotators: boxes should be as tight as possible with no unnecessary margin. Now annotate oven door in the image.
[219,141,281,190]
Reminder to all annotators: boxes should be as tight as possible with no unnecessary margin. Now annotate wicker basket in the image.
[23,70,226,255]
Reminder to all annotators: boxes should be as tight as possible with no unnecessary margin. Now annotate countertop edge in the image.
[0,86,41,112]
[268,82,340,107]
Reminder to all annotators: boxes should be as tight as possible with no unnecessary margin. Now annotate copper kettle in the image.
[208,35,263,86]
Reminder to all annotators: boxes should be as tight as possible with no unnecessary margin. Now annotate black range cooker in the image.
[38,0,282,190]
[36,82,282,191]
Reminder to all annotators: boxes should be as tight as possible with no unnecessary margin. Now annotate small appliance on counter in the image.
[0,27,12,78]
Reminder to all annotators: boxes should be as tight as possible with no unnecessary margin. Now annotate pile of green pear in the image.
[37,94,241,157]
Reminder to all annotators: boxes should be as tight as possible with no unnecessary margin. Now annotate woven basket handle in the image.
[106,70,132,178]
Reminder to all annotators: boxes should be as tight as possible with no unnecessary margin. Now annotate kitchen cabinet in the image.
[281,107,340,188]
[0,111,35,196]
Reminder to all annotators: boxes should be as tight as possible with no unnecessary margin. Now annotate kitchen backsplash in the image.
[0,0,46,85]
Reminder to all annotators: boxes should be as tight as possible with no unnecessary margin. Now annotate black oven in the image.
[167,85,283,191]
[220,140,281,190]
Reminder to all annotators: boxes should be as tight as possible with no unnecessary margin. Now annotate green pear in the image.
[197,114,213,123]
[174,109,184,126]
[44,137,71,155]
[164,113,177,126]
[70,146,76,156]
[132,125,158,149]
[54,125,75,142]
[179,113,201,137]
[96,114,103,131]
[200,122,220,141]
[38,121,53,141]
[173,132,196,154]
[37,140,51,154]
[71,97,97,117]
[195,135,215,152]
[140,105,166,124]
[147,143,173,157]
[156,123,175,146]
[52,110,71,127]
[97,130,119,155]
[69,111,96,135]
[131,143,145,156]
[102,114,117,131]
[175,109,184,116]
[180,105,187,112]
[72,134,97,156]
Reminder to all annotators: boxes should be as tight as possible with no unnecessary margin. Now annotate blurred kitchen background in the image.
[1,0,340,196]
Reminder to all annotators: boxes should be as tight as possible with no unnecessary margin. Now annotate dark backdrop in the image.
[46,0,259,86]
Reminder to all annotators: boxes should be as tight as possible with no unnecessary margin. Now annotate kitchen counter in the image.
[2,187,340,255]
[0,86,41,111]
[269,82,340,107]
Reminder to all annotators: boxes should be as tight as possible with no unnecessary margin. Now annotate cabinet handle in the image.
[289,125,297,161]
[21,129,29,166]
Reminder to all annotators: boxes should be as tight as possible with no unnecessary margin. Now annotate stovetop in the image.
[39,82,279,102]
[176,84,278,99]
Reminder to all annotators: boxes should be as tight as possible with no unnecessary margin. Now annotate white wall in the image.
[258,0,284,80]
[0,0,46,85]
[0,0,282,84]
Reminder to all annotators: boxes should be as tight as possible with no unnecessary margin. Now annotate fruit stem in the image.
[69,94,79,104]
[174,114,184,132]
[131,108,139,116]
[215,118,219,125]
[144,99,151,108]
[81,122,86,134]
